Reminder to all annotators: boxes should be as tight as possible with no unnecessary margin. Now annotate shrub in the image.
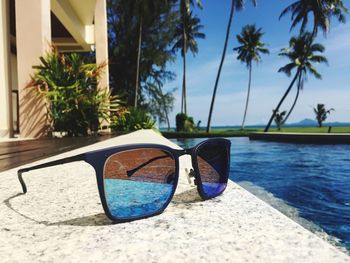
[111,107,156,132]
[313,104,335,128]
[176,113,196,132]
[28,47,121,136]
[274,110,287,131]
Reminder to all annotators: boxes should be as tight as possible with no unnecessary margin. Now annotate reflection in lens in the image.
[103,148,176,219]
[197,141,229,198]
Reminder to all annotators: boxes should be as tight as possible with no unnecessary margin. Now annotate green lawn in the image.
[161,126,350,138]
[267,126,350,133]
[161,130,253,138]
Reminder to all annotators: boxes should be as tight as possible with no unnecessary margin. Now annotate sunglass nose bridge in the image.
[185,168,196,185]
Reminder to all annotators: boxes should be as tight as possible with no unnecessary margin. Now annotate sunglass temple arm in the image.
[17,154,85,194]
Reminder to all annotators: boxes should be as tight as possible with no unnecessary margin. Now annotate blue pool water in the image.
[171,137,350,251]
[104,179,173,219]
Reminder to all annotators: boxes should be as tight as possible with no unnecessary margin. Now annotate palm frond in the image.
[309,55,328,65]
[278,63,296,76]
[279,2,299,20]
[306,63,322,79]
[234,24,269,66]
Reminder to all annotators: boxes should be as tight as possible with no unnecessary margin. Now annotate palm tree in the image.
[177,0,203,115]
[172,12,205,114]
[133,0,164,108]
[274,110,287,131]
[206,0,257,133]
[233,24,269,129]
[313,103,334,127]
[264,32,328,132]
[281,34,328,125]
[279,0,348,37]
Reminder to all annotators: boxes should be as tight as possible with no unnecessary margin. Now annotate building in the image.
[0,0,109,138]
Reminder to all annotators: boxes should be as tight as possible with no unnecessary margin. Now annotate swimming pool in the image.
[171,137,350,251]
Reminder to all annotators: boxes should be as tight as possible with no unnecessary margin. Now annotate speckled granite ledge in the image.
[0,130,349,262]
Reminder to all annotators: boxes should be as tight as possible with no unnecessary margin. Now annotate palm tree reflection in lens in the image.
[103,149,176,219]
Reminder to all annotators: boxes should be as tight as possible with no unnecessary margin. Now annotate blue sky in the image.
[163,0,350,127]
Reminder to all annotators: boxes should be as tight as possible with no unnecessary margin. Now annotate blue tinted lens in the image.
[103,148,176,220]
[197,141,229,198]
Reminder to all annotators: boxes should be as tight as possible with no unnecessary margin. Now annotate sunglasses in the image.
[17,138,231,223]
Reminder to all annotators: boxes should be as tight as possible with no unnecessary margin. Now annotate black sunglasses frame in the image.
[18,138,231,223]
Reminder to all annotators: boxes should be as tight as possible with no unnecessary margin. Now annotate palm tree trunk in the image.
[283,72,302,124]
[182,26,187,115]
[161,92,171,131]
[159,86,171,131]
[206,0,235,133]
[241,62,252,129]
[181,83,184,113]
[166,112,170,131]
[311,22,317,39]
[134,17,143,108]
[181,80,184,113]
[264,70,300,132]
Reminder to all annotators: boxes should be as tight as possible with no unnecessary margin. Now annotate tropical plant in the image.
[111,107,156,132]
[196,120,202,129]
[28,47,122,136]
[107,0,177,113]
[233,24,269,129]
[313,104,334,127]
[274,110,287,131]
[207,0,257,133]
[264,32,327,132]
[146,84,176,131]
[176,113,196,132]
[172,11,205,115]
[279,0,348,37]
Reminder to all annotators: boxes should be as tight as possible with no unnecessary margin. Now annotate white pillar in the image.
[95,0,109,91]
[15,0,51,138]
[0,0,13,138]
[95,0,110,131]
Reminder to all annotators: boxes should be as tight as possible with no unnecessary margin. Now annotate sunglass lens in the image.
[196,140,230,198]
[103,148,176,220]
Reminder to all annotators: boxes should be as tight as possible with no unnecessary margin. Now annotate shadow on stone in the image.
[172,188,202,203]
[49,213,112,226]
[4,192,112,226]
[4,188,204,227]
